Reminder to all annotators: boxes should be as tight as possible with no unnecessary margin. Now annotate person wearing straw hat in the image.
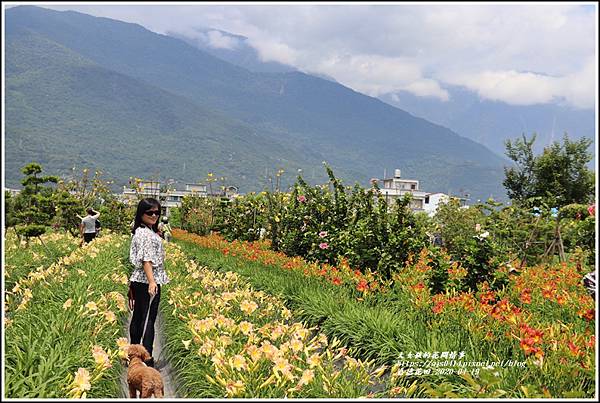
[128,198,169,368]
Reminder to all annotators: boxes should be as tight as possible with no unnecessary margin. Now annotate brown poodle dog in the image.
[127,344,164,398]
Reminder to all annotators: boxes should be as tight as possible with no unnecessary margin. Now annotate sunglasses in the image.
[144,210,160,217]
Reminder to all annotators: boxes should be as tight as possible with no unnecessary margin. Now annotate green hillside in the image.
[5,29,327,191]
[5,6,510,200]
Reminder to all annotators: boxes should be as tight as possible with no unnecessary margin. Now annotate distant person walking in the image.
[128,198,169,368]
[158,216,172,242]
[80,208,100,245]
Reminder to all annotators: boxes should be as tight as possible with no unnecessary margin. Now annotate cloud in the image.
[561,58,597,109]
[38,3,597,109]
[202,30,241,50]
[246,36,298,65]
[442,57,596,109]
[401,80,450,101]
[443,70,559,105]
[311,53,448,100]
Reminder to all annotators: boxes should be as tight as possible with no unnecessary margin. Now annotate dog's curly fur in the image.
[127,344,164,398]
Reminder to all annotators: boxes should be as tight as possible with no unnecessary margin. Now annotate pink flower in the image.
[319,242,329,250]
[588,204,595,216]
[318,231,328,238]
[370,178,378,185]
[297,195,306,203]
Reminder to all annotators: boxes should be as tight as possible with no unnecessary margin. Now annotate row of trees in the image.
[4,132,595,280]
[5,164,135,243]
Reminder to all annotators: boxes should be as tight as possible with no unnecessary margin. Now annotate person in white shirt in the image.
[583,271,596,300]
[80,208,100,244]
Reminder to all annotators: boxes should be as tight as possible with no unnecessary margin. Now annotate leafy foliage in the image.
[10,162,58,243]
[503,133,595,207]
[6,162,138,240]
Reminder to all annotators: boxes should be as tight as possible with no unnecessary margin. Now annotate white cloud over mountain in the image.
[202,30,241,50]
[41,3,597,109]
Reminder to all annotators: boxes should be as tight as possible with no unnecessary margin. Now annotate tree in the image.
[5,191,19,232]
[503,134,537,202]
[56,167,135,235]
[53,190,83,237]
[13,163,58,244]
[535,135,595,207]
[503,133,595,207]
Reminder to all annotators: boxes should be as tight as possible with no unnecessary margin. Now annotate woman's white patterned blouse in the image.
[129,226,170,285]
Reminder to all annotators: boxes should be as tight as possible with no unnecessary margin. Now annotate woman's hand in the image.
[142,261,157,297]
[148,281,158,297]
[128,283,135,311]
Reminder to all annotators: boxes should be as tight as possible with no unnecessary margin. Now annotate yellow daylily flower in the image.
[92,346,111,369]
[238,321,254,336]
[307,353,321,368]
[240,300,258,315]
[230,354,247,371]
[246,345,262,362]
[298,369,315,386]
[290,338,303,352]
[71,367,91,395]
[104,311,116,323]
[225,380,244,397]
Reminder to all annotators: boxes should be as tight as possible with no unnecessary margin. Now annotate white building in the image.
[378,169,429,211]
[423,192,451,216]
[122,181,210,216]
[121,180,241,215]
[376,169,467,215]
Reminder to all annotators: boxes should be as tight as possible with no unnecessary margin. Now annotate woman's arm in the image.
[143,261,158,296]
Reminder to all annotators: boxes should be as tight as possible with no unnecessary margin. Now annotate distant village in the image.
[6,168,468,218]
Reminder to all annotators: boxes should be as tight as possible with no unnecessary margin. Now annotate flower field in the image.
[4,231,131,398]
[2,227,596,398]
[172,229,597,398]
[171,229,382,294]
[4,140,596,398]
[161,242,394,397]
[4,231,80,295]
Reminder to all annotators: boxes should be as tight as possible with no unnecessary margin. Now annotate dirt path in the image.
[120,310,178,398]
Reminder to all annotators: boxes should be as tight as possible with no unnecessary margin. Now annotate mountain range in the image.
[379,88,595,161]
[170,27,596,162]
[6,6,524,201]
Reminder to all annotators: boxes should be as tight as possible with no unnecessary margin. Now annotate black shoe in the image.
[144,357,155,368]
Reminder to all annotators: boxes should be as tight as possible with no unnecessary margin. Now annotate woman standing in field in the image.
[128,198,169,367]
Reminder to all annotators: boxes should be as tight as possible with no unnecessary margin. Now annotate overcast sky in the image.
[15,2,598,109]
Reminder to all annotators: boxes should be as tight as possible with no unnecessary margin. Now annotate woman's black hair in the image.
[132,198,161,234]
